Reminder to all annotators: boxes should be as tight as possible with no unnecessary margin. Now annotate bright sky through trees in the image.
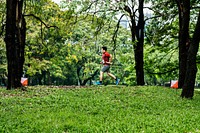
[52,0,61,4]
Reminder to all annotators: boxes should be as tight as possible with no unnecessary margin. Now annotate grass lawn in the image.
[0,86,200,133]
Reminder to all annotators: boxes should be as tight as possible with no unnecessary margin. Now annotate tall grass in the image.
[0,86,200,133]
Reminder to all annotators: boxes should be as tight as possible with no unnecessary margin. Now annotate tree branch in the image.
[112,14,126,52]
[24,14,59,29]
[144,15,160,22]
[191,6,200,10]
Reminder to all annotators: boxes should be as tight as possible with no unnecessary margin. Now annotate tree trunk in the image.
[176,0,190,88]
[47,71,51,85]
[5,0,25,89]
[135,0,145,85]
[124,0,145,86]
[181,10,200,98]
[82,70,98,85]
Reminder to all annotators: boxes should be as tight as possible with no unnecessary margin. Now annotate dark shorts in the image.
[101,65,110,72]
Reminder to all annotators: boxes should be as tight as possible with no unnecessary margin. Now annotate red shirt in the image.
[102,52,110,65]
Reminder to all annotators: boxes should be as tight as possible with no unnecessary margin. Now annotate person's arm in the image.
[106,54,112,65]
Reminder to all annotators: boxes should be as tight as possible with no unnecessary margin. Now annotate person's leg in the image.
[96,71,104,85]
[106,66,116,80]
[107,72,116,80]
[97,66,108,85]
[107,72,120,85]
[100,71,104,83]
[100,66,110,82]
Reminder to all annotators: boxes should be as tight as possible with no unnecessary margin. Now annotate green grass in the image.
[1,86,200,133]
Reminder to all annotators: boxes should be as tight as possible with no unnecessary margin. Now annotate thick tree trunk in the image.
[5,0,25,89]
[181,11,200,98]
[124,0,145,86]
[5,0,19,89]
[135,0,145,85]
[176,0,190,88]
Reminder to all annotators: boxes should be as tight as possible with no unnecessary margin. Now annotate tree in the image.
[145,0,200,97]
[5,0,26,89]
[181,10,200,98]
[4,0,60,88]
[174,0,200,98]
[175,0,190,88]
[123,0,145,85]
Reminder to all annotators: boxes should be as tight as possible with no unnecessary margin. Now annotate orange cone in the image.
[171,80,178,89]
[21,78,28,86]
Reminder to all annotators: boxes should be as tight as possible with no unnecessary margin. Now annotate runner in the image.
[96,46,120,85]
